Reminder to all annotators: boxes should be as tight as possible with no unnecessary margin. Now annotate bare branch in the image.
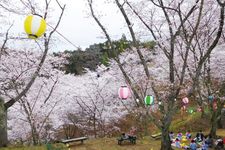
[149,0,179,12]
[55,0,63,10]
[0,23,13,60]
[192,4,225,93]
[217,0,225,6]
[47,3,65,42]
[44,78,58,104]
[88,0,143,106]
[4,1,66,109]
[115,0,150,78]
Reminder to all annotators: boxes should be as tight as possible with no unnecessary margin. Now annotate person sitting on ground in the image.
[195,130,204,142]
[189,139,197,150]
[215,137,224,150]
[169,131,174,142]
[121,133,129,139]
[177,131,183,141]
[205,134,213,148]
[186,130,192,140]
[201,140,208,150]
[175,138,181,148]
[128,127,136,136]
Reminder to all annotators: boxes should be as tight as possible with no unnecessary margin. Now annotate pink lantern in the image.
[182,97,189,104]
[213,102,217,110]
[118,86,130,100]
[197,107,202,112]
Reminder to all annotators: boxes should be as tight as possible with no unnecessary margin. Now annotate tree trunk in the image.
[201,105,206,118]
[161,126,173,150]
[161,110,173,150]
[0,98,7,147]
[31,123,39,145]
[93,114,96,138]
[210,100,224,138]
[219,109,225,128]
[160,96,175,150]
[210,111,217,138]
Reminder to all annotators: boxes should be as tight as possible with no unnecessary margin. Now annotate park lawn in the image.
[215,129,225,137]
[0,143,65,150]
[66,137,182,150]
[0,137,178,150]
[0,145,46,150]
[0,130,224,150]
[69,137,161,150]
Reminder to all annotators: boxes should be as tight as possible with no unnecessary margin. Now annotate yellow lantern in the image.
[24,14,47,39]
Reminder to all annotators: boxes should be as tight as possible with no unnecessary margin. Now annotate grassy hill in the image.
[170,112,211,132]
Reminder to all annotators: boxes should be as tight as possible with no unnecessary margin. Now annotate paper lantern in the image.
[208,96,214,102]
[118,86,130,100]
[197,107,202,112]
[182,97,189,104]
[145,95,154,105]
[136,99,140,103]
[213,102,217,110]
[24,14,47,39]
[188,108,194,114]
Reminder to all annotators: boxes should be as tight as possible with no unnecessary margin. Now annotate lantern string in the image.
[47,23,80,49]
[35,40,44,51]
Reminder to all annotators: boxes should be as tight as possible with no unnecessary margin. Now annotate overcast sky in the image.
[55,0,128,51]
[4,0,130,52]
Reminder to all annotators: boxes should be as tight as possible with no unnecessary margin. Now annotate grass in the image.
[0,129,224,150]
[66,132,224,150]
[67,137,162,150]
[0,143,65,150]
[1,129,225,150]
[0,137,168,150]
[0,145,46,150]
[170,111,211,132]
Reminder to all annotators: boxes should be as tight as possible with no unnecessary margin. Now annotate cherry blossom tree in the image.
[87,0,225,149]
[0,0,65,147]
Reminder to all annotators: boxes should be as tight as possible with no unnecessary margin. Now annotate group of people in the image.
[169,130,224,150]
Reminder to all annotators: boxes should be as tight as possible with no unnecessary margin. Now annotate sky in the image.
[3,0,130,52]
[54,0,128,51]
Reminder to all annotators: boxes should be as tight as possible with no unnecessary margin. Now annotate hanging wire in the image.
[47,23,80,49]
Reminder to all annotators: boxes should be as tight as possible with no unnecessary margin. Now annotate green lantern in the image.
[145,95,154,105]
[188,108,194,114]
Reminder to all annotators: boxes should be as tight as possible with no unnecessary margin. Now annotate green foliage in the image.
[101,53,110,66]
[170,112,211,132]
[60,35,156,75]
[99,34,131,60]
[62,35,131,75]
[141,41,156,50]
[64,50,100,75]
